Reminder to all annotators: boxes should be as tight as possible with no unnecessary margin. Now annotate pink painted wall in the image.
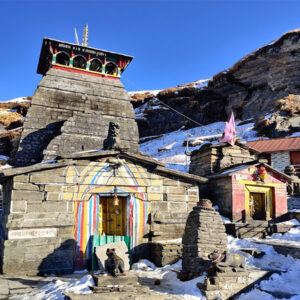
[231,166,287,221]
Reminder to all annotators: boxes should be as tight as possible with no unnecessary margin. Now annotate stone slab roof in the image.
[0,150,207,184]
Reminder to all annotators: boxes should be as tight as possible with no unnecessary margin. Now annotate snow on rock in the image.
[133,259,206,299]
[0,155,9,161]
[1,97,31,103]
[132,259,157,271]
[228,234,300,299]
[140,121,258,171]
[269,226,300,242]
[10,275,95,300]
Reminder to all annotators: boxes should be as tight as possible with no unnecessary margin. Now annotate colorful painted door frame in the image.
[74,190,149,268]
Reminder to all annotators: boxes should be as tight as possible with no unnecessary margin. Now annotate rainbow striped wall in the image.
[65,158,150,267]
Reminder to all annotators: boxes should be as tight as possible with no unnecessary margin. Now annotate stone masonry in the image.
[271,151,290,173]
[0,151,203,275]
[189,143,257,177]
[180,205,228,280]
[14,68,139,167]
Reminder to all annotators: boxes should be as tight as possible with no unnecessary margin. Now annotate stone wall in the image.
[205,177,233,220]
[149,242,182,267]
[1,155,200,275]
[1,168,74,275]
[271,151,290,173]
[14,69,139,167]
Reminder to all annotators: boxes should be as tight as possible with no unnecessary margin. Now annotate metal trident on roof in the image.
[82,24,88,46]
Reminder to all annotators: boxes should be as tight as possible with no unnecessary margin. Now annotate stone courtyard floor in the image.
[0,272,198,300]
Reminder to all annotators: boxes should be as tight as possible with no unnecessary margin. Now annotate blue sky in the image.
[1,0,300,100]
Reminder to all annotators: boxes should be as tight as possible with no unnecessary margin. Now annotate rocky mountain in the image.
[0,98,31,165]
[131,29,300,139]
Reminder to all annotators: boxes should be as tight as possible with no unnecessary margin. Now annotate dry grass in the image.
[0,100,30,127]
[0,129,22,140]
[0,112,23,127]
[158,87,179,96]
[275,94,300,116]
[131,93,155,102]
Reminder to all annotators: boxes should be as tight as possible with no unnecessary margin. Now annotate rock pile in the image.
[180,203,228,280]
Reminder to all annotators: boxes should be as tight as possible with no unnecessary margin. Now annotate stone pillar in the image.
[180,201,228,280]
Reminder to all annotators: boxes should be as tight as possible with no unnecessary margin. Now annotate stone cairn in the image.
[180,199,228,280]
[180,199,269,300]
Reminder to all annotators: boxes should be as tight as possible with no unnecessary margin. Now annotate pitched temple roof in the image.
[0,150,207,184]
[246,136,300,153]
[207,160,293,181]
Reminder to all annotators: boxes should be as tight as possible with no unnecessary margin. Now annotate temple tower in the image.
[14,37,139,166]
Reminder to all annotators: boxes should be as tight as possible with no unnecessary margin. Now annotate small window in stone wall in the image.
[73,55,87,69]
[56,52,70,66]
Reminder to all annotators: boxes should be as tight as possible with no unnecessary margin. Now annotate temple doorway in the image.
[249,192,266,220]
[99,196,127,236]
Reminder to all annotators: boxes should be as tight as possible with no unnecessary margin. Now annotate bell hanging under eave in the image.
[113,194,120,206]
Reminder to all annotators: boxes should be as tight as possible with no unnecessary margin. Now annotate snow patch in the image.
[10,275,95,300]
[140,121,258,172]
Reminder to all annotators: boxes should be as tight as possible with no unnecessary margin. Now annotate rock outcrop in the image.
[132,29,300,138]
[0,99,30,162]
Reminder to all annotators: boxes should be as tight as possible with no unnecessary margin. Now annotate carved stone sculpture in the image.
[208,250,245,272]
[103,122,122,150]
[284,165,300,195]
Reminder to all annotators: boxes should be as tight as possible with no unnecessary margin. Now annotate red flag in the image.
[220,112,236,146]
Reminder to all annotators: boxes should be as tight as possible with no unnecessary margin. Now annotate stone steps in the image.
[225,221,294,239]
[197,269,271,300]
[68,272,167,300]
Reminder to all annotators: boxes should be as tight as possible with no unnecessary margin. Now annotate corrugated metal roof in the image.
[246,136,300,153]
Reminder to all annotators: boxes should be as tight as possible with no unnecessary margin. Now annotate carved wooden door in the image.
[250,193,266,220]
[100,197,126,236]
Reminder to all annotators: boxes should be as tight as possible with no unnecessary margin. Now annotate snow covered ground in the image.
[14,222,300,300]
[140,120,258,171]
[10,274,94,300]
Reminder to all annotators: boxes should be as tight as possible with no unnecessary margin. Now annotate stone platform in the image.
[250,238,300,259]
[197,268,270,300]
[225,221,294,239]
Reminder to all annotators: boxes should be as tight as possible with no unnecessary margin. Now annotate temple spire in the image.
[82,24,88,46]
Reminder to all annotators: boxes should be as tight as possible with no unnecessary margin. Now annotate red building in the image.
[207,162,289,222]
[189,143,292,222]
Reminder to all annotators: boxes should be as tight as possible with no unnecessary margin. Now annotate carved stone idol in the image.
[284,165,300,195]
[103,122,122,150]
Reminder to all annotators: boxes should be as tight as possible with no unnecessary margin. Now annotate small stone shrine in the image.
[180,200,270,299]
[180,199,228,280]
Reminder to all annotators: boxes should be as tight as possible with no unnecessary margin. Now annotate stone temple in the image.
[0,35,206,275]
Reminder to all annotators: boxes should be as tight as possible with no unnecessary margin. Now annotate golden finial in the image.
[82,24,88,46]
